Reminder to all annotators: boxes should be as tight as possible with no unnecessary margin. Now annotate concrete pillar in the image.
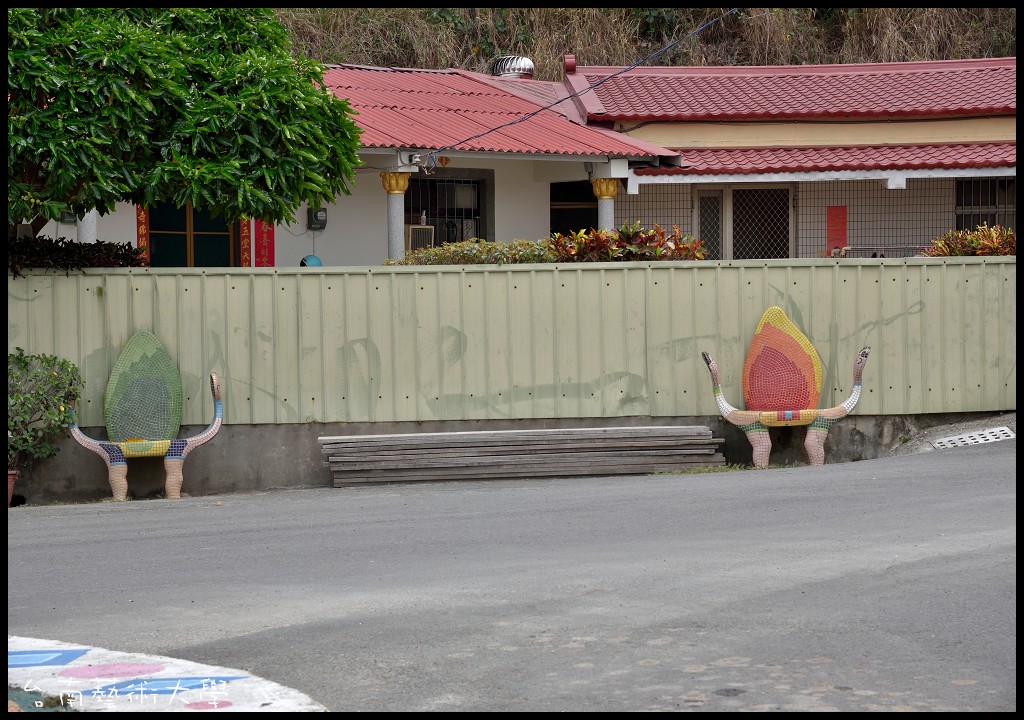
[79,209,99,243]
[380,172,411,261]
[591,178,619,231]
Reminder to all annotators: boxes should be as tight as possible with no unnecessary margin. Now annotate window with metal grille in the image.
[617,185,790,259]
[956,178,1016,231]
[733,188,790,259]
[698,191,723,260]
[405,177,485,244]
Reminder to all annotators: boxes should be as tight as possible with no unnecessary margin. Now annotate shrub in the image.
[8,235,148,278]
[547,222,705,262]
[8,348,83,472]
[921,223,1015,257]
[386,223,706,265]
[386,239,556,265]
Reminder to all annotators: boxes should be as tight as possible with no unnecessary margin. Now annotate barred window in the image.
[956,178,1015,231]
[698,191,723,260]
[406,177,485,246]
[733,188,790,260]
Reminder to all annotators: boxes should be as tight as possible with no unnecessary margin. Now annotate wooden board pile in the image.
[319,425,725,486]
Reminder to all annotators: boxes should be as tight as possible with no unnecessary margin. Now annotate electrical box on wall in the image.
[307,206,327,230]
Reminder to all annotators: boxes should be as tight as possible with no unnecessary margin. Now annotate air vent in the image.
[931,426,1015,449]
[405,224,434,252]
[491,55,534,79]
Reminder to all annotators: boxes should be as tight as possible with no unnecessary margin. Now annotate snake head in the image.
[701,351,712,368]
[852,347,871,379]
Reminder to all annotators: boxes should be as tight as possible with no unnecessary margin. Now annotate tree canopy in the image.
[8,8,362,238]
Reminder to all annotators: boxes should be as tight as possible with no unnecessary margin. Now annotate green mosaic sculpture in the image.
[69,330,222,500]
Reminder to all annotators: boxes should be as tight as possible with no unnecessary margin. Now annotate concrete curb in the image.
[8,635,327,712]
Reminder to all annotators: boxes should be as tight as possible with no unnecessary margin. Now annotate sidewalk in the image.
[8,636,327,712]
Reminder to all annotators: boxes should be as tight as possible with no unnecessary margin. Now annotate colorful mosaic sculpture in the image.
[69,331,222,500]
[702,307,870,468]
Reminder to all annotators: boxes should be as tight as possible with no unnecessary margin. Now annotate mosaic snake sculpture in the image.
[702,346,871,468]
[70,373,222,501]
[68,330,222,501]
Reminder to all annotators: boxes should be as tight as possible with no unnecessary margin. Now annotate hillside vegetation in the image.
[275,8,1015,80]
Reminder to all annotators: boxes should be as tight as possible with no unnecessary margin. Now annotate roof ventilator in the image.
[491,55,534,79]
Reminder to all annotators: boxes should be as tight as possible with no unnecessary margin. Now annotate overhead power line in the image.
[421,7,741,169]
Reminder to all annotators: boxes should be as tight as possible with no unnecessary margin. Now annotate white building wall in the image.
[98,204,140,245]
[32,174,967,265]
[39,207,135,244]
[615,185,695,235]
[796,178,956,257]
[276,169,391,268]
[48,155,579,267]
[615,179,956,257]
[498,159,560,243]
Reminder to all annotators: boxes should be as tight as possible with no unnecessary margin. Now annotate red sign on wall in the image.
[239,219,252,267]
[135,206,150,263]
[826,206,847,254]
[254,219,275,267]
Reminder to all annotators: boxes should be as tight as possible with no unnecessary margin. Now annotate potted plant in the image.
[7,348,83,506]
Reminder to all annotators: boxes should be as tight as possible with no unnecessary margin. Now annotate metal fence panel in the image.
[7,258,1015,426]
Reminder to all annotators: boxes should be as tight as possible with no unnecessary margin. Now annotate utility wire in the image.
[423,7,740,168]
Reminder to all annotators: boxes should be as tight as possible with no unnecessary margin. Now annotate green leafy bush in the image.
[386,223,706,266]
[921,223,1015,257]
[10,9,362,232]
[8,348,84,472]
[548,222,705,262]
[386,239,557,265]
[8,235,148,278]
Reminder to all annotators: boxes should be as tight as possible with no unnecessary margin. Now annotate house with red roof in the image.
[554,54,1016,259]
[44,55,1014,266]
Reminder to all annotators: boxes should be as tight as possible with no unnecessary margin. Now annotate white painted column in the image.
[79,209,99,243]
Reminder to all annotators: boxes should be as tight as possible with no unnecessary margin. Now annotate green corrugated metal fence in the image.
[7,257,1016,427]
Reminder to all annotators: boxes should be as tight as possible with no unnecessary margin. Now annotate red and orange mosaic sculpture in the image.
[702,307,870,468]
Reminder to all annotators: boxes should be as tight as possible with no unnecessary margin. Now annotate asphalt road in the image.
[7,440,1016,712]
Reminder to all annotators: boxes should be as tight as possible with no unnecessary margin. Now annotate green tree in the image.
[8,8,362,239]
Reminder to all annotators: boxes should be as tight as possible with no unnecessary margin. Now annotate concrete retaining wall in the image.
[11,411,1006,505]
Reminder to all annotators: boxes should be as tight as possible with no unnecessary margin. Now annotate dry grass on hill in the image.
[275,8,1016,79]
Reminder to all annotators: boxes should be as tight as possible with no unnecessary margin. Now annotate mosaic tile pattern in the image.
[69,331,223,500]
[9,635,325,712]
[743,307,823,412]
[703,306,870,468]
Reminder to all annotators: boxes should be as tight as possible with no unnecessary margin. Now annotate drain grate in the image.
[932,426,1015,449]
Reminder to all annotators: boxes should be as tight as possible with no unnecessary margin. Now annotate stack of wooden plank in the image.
[319,425,725,486]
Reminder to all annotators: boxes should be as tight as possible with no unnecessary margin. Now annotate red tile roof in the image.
[319,59,1015,176]
[634,142,1016,176]
[321,65,675,160]
[564,57,1017,122]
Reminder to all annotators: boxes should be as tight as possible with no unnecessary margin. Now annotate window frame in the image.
[147,202,238,268]
[955,178,1016,232]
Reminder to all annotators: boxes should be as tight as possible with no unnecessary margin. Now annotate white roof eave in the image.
[625,166,1016,193]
